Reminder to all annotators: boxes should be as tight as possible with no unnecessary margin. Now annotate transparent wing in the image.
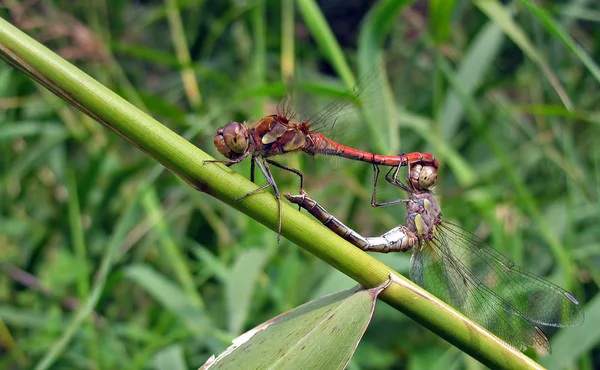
[277,90,296,122]
[439,222,584,327]
[410,222,584,352]
[303,65,389,137]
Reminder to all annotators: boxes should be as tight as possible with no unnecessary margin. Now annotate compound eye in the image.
[222,122,248,153]
[418,166,438,189]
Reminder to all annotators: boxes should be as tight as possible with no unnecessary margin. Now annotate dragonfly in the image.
[284,163,584,353]
[205,68,438,242]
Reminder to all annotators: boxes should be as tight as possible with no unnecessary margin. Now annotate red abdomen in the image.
[307,133,438,168]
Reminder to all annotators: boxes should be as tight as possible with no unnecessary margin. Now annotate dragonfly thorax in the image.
[405,192,441,242]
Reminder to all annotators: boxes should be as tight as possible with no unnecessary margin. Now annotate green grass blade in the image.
[33,182,147,370]
[142,189,205,309]
[441,21,505,141]
[164,0,202,108]
[281,0,295,80]
[357,0,414,154]
[153,344,187,370]
[475,0,573,108]
[429,0,458,44]
[227,248,271,335]
[519,0,600,85]
[124,264,210,333]
[436,56,576,284]
[296,0,354,87]
[398,109,476,186]
[251,0,266,117]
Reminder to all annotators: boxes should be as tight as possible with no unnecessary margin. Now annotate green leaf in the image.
[310,270,355,300]
[192,244,230,283]
[429,0,458,43]
[153,344,187,370]
[0,121,66,140]
[227,248,270,335]
[125,264,209,333]
[202,281,389,370]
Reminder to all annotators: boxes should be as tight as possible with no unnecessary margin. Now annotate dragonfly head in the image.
[214,122,249,159]
[409,164,438,192]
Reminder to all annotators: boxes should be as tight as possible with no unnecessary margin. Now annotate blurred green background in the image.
[1,0,599,369]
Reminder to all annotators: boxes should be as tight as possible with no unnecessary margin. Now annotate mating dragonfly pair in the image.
[204,71,584,353]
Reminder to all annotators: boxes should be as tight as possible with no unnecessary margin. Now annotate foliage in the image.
[0,0,598,369]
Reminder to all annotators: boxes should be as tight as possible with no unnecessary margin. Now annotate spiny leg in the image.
[236,156,276,201]
[385,162,410,191]
[235,157,283,242]
[203,151,250,167]
[266,159,304,211]
[371,164,408,207]
[383,153,410,192]
[266,159,304,192]
[206,152,283,242]
[256,157,282,243]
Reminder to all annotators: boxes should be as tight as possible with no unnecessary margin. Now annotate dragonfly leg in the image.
[203,150,250,167]
[237,156,283,243]
[265,159,304,192]
[236,157,276,201]
[386,161,411,191]
[261,158,283,243]
[371,164,408,208]
[266,159,304,211]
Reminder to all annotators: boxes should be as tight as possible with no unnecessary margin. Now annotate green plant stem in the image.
[296,0,354,87]
[281,0,295,81]
[164,0,202,108]
[0,18,542,370]
[66,168,99,366]
[251,0,266,117]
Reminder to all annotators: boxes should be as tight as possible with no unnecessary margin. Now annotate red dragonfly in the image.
[205,68,438,242]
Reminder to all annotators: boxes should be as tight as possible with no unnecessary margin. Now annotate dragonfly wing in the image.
[437,222,584,328]
[409,247,424,286]
[410,232,551,352]
[304,65,388,140]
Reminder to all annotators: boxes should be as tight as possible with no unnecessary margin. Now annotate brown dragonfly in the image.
[285,164,584,353]
[205,69,438,242]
